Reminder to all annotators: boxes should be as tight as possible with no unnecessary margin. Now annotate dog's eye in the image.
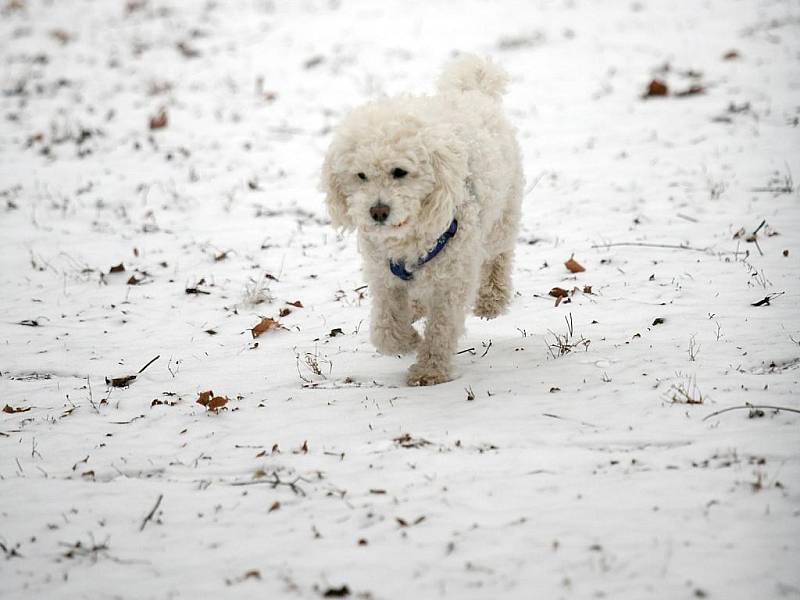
[391,168,408,179]
[357,172,368,181]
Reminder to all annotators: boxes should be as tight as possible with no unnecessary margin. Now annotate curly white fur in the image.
[321,54,524,386]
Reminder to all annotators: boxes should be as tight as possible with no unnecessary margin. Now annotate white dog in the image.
[321,54,523,385]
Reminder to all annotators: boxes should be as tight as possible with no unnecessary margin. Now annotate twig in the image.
[524,170,547,196]
[86,376,98,413]
[591,242,712,252]
[229,472,308,496]
[702,404,800,421]
[542,413,598,428]
[137,355,160,374]
[139,494,163,531]
[456,347,476,355]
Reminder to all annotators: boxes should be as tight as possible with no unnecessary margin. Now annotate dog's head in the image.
[321,100,467,244]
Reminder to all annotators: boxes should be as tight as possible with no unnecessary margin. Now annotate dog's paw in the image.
[406,362,453,386]
[371,327,421,356]
[472,289,508,320]
[473,300,504,320]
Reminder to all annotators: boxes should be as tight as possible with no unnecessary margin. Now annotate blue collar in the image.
[389,219,458,281]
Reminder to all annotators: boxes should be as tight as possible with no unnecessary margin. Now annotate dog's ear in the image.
[320,145,355,232]
[420,129,468,232]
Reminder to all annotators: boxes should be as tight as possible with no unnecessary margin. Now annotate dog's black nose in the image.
[370,203,390,223]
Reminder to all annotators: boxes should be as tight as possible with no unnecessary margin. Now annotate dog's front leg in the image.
[407,289,464,386]
[370,284,420,356]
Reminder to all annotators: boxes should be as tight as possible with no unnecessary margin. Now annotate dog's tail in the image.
[436,53,509,101]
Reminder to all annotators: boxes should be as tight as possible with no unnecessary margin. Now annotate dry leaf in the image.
[279,307,292,317]
[149,109,168,130]
[644,79,668,97]
[50,29,72,44]
[286,300,303,308]
[207,396,228,411]
[253,468,267,479]
[549,287,570,298]
[3,404,31,413]
[244,570,261,580]
[251,317,280,338]
[722,50,740,60]
[564,257,585,273]
[268,501,280,512]
[109,263,125,273]
[196,390,214,406]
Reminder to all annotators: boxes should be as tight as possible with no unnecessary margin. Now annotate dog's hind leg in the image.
[473,251,513,319]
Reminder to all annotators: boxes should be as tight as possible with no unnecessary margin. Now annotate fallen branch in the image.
[139,493,163,531]
[702,404,800,421]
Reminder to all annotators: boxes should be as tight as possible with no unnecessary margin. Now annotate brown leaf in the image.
[244,570,261,580]
[564,257,585,273]
[253,468,267,479]
[286,300,303,308]
[582,285,593,294]
[3,404,31,413]
[126,275,142,285]
[50,29,72,44]
[196,390,214,406]
[268,501,280,512]
[207,396,228,411]
[251,317,280,338]
[279,307,292,317]
[549,287,570,298]
[322,586,350,598]
[722,50,740,60]
[109,263,125,273]
[149,109,168,130]
[644,79,668,98]
[255,450,266,458]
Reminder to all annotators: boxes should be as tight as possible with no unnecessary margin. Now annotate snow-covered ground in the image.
[1,1,799,598]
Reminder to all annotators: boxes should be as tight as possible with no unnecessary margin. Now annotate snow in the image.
[1,0,799,598]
